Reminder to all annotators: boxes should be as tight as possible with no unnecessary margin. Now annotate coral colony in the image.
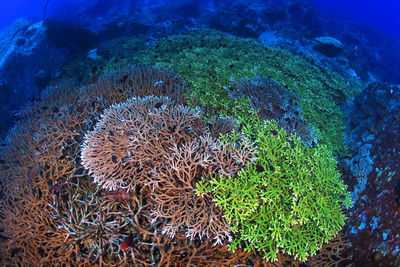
[0,63,352,265]
[5,27,398,265]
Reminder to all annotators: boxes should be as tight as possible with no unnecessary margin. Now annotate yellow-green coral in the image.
[196,120,352,262]
[135,29,359,155]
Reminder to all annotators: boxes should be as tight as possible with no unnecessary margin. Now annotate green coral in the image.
[135,29,359,155]
[196,120,352,262]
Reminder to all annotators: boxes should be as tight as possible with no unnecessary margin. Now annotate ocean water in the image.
[312,0,400,40]
[2,0,400,40]
[0,0,399,266]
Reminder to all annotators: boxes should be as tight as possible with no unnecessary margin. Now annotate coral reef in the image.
[81,96,199,192]
[135,28,358,155]
[0,63,352,266]
[81,94,255,245]
[343,82,400,266]
[0,65,193,265]
[3,3,400,265]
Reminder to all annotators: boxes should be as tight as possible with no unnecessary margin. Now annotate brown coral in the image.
[0,65,193,265]
[150,136,253,245]
[80,95,200,192]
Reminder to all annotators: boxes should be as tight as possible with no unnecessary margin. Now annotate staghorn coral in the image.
[196,120,352,262]
[135,28,360,155]
[0,65,196,265]
[0,65,261,265]
[81,95,202,192]
[206,115,240,138]
[150,135,256,245]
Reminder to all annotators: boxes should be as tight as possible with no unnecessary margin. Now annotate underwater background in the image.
[0,0,399,266]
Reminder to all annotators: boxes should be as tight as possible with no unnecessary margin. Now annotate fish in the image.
[255,164,264,173]
[120,233,133,250]
[183,126,193,133]
[27,166,39,184]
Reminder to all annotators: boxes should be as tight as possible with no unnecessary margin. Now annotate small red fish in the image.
[120,234,133,250]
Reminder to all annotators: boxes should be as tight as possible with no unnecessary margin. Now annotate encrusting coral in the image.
[0,64,352,266]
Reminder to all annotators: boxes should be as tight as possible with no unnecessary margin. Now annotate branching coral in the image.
[150,134,256,245]
[135,28,359,155]
[226,75,318,147]
[81,95,201,192]
[0,64,260,265]
[0,65,201,265]
[196,120,352,262]
[81,94,256,245]
[0,62,353,266]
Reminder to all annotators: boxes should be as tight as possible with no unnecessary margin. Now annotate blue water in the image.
[0,0,47,29]
[311,0,400,40]
[1,1,399,40]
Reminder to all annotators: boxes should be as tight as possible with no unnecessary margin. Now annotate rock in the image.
[87,48,102,60]
[0,18,68,136]
[258,31,281,47]
[44,19,98,51]
[344,82,400,265]
[313,36,344,57]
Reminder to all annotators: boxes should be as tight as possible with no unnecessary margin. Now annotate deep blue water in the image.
[1,0,400,40]
[311,0,400,40]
